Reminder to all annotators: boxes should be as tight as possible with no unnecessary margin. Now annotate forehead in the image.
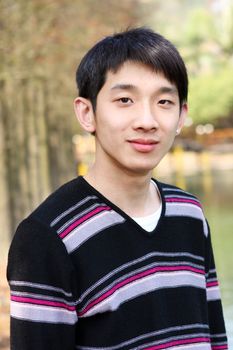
[102,61,177,93]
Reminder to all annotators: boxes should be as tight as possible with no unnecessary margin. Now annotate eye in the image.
[158,99,173,105]
[117,97,133,104]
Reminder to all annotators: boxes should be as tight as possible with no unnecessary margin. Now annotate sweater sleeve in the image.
[204,221,228,349]
[7,217,78,350]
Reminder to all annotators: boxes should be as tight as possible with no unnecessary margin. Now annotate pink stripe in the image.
[207,281,219,288]
[78,265,204,316]
[166,198,202,208]
[144,337,210,350]
[11,295,76,311]
[59,206,111,239]
[212,346,228,350]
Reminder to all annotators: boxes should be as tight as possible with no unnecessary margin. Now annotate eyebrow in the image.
[159,86,178,95]
[111,84,137,91]
[110,84,178,95]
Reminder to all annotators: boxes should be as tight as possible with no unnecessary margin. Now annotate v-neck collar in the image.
[76,176,166,237]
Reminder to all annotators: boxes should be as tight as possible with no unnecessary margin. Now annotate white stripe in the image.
[82,271,205,317]
[78,252,204,303]
[50,196,97,226]
[165,194,199,201]
[163,187,193,194]
[163,187,186,192]
[165,203,208,237]
[63,210,125,253]
[210,333,227,338]
[11,291,77,306]
[9,280,72,297]
[206,277,217,283]
[80,262,205,310]
[57,203,102,233]
[76,324,209,350]
[77,342,210,350]
[207,286,221,301]
[170,343,210,350]
[211,341,227,346]
[136,334,211,350]
[10,301,78,324]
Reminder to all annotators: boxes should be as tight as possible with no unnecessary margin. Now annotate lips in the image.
[129,138,158,145]
[128,138,159,152]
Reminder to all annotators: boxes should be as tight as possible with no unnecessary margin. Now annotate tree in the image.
[0,0,139,235]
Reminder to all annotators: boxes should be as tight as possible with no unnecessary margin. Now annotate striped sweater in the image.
[7,177,228,350]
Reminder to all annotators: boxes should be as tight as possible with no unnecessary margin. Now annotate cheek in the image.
[160,110,180,128]
[160,119,178,134]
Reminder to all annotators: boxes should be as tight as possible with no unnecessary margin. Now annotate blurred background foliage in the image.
[1,0,233,126]
[0,0,233,234]
[1,2,233,347]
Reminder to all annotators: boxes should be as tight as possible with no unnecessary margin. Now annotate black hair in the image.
[76,27,188,111]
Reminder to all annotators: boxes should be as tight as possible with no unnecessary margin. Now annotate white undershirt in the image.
[132,181,162,232]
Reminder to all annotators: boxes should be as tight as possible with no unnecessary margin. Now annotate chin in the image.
[125,162,157,176]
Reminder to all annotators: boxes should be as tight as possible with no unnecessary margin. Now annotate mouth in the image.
[128,139,159,152]
[129,138,158,145]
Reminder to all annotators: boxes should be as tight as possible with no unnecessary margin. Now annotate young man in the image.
[7,28,228,349]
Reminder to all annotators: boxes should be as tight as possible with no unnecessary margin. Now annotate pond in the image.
[166,169,233,346]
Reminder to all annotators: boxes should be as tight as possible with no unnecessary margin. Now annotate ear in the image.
[176,103,188,135]
[74,97,96,133]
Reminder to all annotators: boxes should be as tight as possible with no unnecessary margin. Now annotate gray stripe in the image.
[163,187,186,192]
[163,187,195,197]
[76,324,209,350]
[11,301,78,325]
[83,271,205,317]
[78,252,204,303]
[207,286,221,301]
[131,333,210,350]
[9,280,73,297]
[79,261,204,310]
[206,277,217,283]
[50,196,97,227]
[205,271,217,279]
[165,202,208,237]
[57,203,103,233]
[63,211,125,253]
[165,194,199,201]
[210,333,227,338]
[11,291,77,306]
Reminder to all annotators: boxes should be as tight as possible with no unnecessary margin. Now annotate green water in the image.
[171,169,233,345]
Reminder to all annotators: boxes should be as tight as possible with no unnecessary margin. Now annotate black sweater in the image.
[7,177,228,349]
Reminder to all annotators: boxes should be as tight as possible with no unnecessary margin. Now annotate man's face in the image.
[88,61,187,176]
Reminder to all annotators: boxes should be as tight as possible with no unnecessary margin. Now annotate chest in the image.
[71,216,206,318]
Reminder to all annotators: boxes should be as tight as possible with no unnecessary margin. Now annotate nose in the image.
[133,102,158,131]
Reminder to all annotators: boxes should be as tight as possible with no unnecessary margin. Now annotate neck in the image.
[84,162,160,217]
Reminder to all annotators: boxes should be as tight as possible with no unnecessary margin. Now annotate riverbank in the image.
[154,149,233,178]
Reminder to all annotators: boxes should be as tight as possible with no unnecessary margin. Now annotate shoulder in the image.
[11,177,93,242]
[155,179,208,237]
[9,177,92,252]
[156,180,201,205]
[28,177,90,227]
